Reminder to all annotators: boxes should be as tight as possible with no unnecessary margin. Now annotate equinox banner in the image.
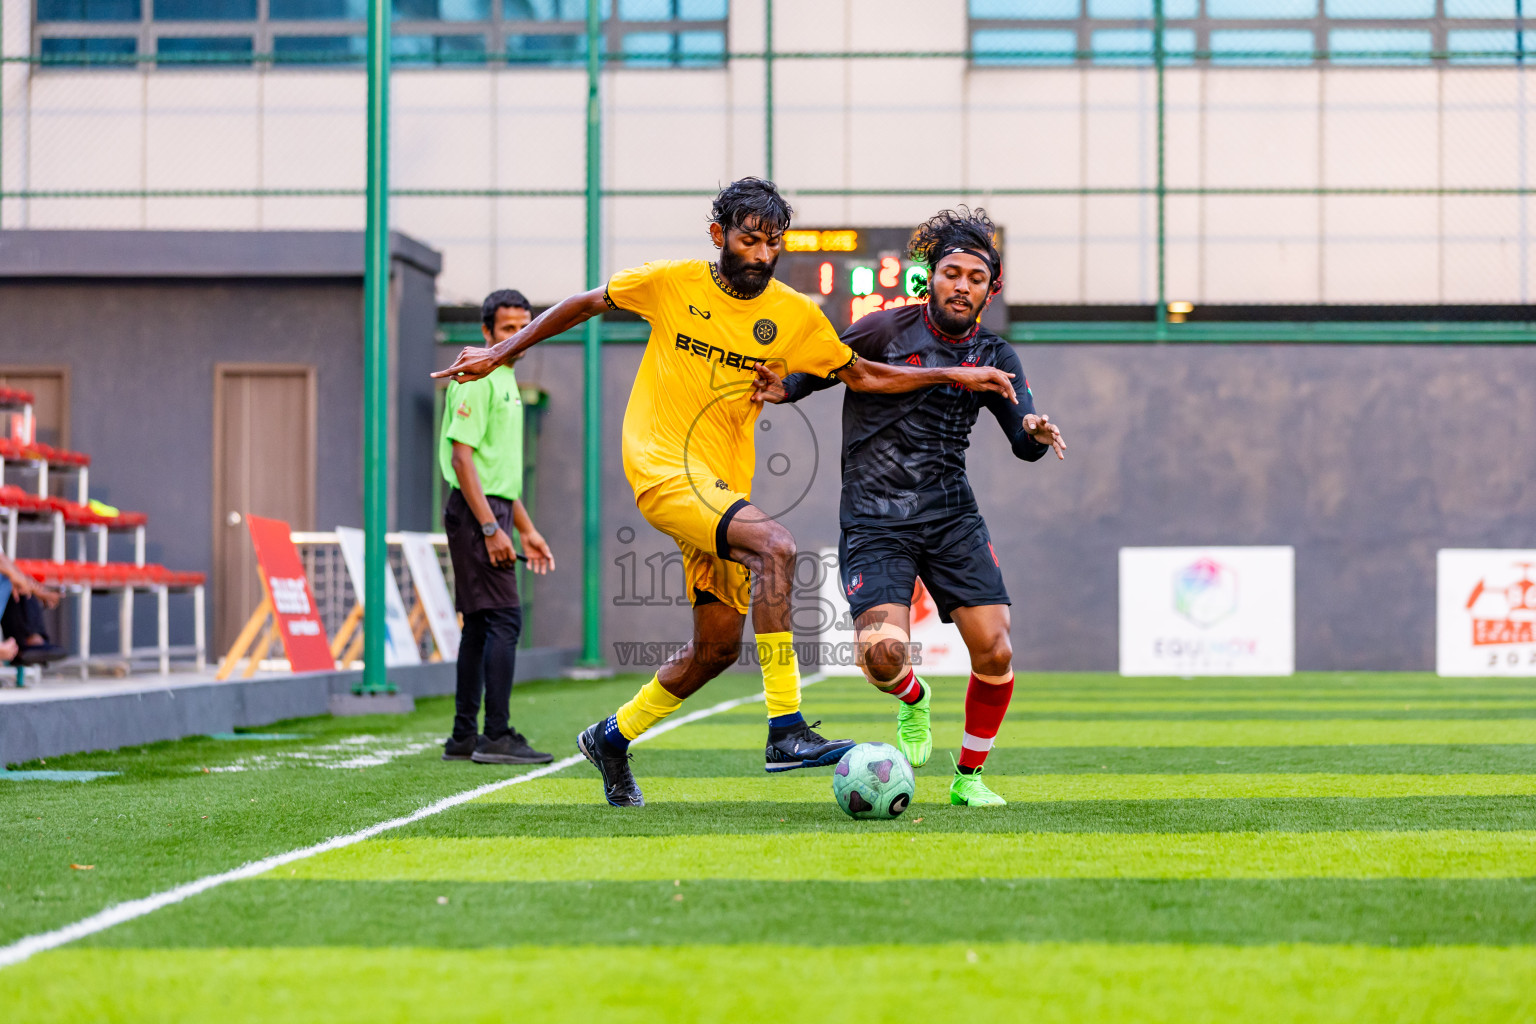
[1119,547,1295,676]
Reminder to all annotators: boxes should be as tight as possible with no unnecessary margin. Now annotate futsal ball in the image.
[832,742,916,819]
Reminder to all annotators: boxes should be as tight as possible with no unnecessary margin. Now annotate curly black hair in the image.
[710,176,794,235]
[907,206,1001,293]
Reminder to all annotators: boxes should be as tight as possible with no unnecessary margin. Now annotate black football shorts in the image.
[838,511,1009,624]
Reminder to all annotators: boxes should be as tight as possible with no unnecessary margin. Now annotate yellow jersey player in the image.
[435,177,1017,807]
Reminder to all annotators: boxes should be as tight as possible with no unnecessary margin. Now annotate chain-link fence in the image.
[4,1,1536,339]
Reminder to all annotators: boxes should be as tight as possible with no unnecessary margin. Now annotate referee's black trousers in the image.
[453,605,522,741]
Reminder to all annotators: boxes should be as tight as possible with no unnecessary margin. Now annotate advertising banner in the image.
[1119,546,1294,676]
[245,514,335,673]
[336,526,422,667]
[1437,550,1536,676]
[399,531,461,661]
[816,546,972,677]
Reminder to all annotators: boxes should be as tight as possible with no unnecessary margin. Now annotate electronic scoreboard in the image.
[775,226,1008,335]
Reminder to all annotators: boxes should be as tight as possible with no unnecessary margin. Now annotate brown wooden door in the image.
[0,367,69,448]
[213,365,317,652]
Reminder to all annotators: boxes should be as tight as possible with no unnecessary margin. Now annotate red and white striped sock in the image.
[958,671,1014,772]
[885,669,923,706]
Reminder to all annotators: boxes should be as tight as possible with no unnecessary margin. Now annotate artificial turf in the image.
[3,671,1536,1021]
[11,943,1536,1023]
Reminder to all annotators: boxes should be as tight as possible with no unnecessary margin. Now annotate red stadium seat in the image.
[25,443,91,468]
[13,558,200,589]
[0,486,52,513]
[0,439,90,467]
[7,415,202,675]
[30,495,147,529]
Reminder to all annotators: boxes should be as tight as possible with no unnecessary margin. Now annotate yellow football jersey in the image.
[607,259,855,498]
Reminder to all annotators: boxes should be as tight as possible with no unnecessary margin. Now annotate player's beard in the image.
[927,291,981,337]
[718,247,779,298]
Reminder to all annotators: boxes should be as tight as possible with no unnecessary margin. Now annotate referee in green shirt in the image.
[439,289,556,765]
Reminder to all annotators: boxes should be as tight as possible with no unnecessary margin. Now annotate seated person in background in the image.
[0,578,14,663]
[0,550,66,666]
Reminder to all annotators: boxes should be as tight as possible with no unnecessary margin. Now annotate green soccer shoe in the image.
[895,677,932,768]
[949,765,1007,807]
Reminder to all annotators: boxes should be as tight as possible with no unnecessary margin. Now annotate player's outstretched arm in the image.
[835,357,1017,403]
[984,346,1066,461]
[432,287,609,383]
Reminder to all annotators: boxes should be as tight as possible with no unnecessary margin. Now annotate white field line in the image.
[0,673,825,971]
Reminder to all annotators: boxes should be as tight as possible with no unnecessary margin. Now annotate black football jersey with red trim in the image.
[781,302,1049,527]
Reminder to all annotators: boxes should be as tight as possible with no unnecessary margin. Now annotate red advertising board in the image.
[246,514,335,673]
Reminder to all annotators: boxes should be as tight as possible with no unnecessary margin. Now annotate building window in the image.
[157,35,255,66]
[33,0,728,68]
[1329,26,1432,63]
[506,32,587,63]
[1448,27,1536,62]
[1209,28,1314,64]
[269,0,368,16]
[620,25,723,65]
[272,34,368,63]
[154,0,258,20]
[1206,0,1313,17]
[503,0,591,19]
[392,32,488,62]
[37,0,139,18]
[973,28,1078,65]
[1091,27,1196,63]
[969,0,1536,64]
[395,0,494,20]
[39,36,136,66]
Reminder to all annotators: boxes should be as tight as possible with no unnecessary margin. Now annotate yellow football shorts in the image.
[633,470,753,615]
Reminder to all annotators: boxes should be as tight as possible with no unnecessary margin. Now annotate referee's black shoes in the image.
[470,730,554,765]
[441,735,476,761]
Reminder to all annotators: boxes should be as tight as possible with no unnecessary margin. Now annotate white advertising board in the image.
[1437,549,1536,676]
[816,547,972,677]
[1119,546,1294,676]
[399,531,461,662]
[335,526,422,667]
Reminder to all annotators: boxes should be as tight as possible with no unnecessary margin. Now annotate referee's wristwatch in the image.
[480,520,498,538]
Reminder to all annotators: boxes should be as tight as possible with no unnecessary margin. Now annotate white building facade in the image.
[3,0,1533,307]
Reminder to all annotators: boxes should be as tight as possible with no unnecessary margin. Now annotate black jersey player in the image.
[752,208,1065,806]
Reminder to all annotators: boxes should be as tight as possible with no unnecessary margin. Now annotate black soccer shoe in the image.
[576,721,645,807]
[765,719,856,773]
[442,735,476,761]
[471,730,554,765]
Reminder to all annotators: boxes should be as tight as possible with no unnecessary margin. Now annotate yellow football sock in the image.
[614,675,684,742]
[757,631,801,719]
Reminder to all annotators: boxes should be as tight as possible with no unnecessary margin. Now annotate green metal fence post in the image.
[580,0,605,669]
[1154,0,1168,339]
[359,0,393,694]
[764,0,775,179]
